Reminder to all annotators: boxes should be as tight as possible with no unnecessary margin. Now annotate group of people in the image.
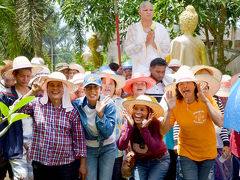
[0,1,240,180]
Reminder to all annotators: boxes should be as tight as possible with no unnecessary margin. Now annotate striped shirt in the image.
[21,97,87,166]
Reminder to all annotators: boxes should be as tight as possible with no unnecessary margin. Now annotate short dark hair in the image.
[109,63,119,72]
[150,58,168,68]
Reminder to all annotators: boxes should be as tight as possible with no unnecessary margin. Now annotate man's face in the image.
[60,69,69,79]
[68,69,79,80]
[132,81,147,96]
[138,4,154,21]
[150,65,166,82]
[169,66,180,73]
[101,78,116,98]
[15,69,32,87]
[47,81,64,102]
[123,69,132,80]
[84,84,101,102]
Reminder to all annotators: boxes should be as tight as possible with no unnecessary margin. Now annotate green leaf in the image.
[0,5,16,16]
[8,113,30,125]
[10,96,35,114]
[0,102,9,117]
[0,124,11,137]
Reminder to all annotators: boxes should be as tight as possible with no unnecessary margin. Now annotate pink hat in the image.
[123,73,156,94]
[215,80,231,97]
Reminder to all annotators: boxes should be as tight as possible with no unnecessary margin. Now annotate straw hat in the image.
[29,66,51,86]
[165,66,207,94]
[191,65,222,81]
[168,59,181,67]
[4,56,43,79]
[230,73,240,87]
[41,72,77,92]
[195,75,220,96]
[99,69,126,90]
[215,80,231,97]
[69,63,85,74]
[123,73,156,94]
[123,95,164,119]
[70,73,85,85]
[55,63,69,72]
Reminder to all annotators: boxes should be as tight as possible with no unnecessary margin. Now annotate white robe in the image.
[124,21,171,76]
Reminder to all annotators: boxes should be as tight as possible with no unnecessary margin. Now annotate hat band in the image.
[14,64,32,69]
[219,87,230,91]
[169,64,181,67]
[177,77,195,83]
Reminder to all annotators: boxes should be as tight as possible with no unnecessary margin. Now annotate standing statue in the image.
[171,5,207,66]
[82,33,103,68]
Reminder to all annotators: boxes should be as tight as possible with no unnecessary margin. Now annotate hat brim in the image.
[195,75,220,96]
[99,73,126,90]
[123,77,156,94]
[123,99,164,119]
[165,79,207,96]
[83,82,101,88]
[4,65,43,79]
[191,65,222,81]
[41,77,78,92]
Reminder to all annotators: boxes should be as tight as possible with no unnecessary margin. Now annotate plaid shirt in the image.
[21,97,87,166]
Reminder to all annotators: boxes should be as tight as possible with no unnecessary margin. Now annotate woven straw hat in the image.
[123,73,156,94]
[99,69,126,90]
[41,72,77,92]
[4,56,43,79]
[69,63,85,74]
[191,65,222,81]
[123,95,164,119]
[195,75,220,96]
[70,73,85,85]
[168,59,181,67]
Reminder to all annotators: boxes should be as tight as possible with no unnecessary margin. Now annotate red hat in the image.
[123,73,156,94]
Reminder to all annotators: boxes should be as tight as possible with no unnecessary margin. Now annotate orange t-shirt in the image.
[170,95,219,161]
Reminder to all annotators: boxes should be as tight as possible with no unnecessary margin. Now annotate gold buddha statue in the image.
[171,5,207,66]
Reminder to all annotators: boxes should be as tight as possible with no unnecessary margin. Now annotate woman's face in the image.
[177,81,196,99]
[132,81,147,96]
[101,78,116,98]
[132,104,149,125]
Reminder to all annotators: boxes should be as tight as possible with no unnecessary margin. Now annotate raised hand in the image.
[165,91,176,110]
[142,112,154,128]
[197,83,208,103]
[122,109,134,127]
[146,30,155,47]
[32,77,45,94]
[96,95,111,118]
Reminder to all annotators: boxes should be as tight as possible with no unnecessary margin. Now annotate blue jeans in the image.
[86,143,116,180]
[231,153,240,180]
[133,153,170,180]
[179,156,215,180]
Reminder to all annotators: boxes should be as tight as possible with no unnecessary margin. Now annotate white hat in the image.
[123,95,164,119]
[41,72,77,92]
[165,66,207,94]
[168,59,181,67]
[69,63,85,74]
[70,73,85,84]
[31,57,45,65]
[4,56,43,79]
[99,69,126,90]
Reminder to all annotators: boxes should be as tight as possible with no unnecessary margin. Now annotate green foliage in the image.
[0,96,35,137]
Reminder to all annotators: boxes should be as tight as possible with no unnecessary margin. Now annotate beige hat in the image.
[55,63,69,72]
[69,63,85,74]
[99,69,126,90]
[168,59,181,67]
[4,56,43,79]
[195,75,220,96]
[191,65,222,81]
[41,72,77,92]
[123,95,164,119]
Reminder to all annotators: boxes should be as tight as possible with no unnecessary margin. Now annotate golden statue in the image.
[171,5,207,66]
[82,33,103,68]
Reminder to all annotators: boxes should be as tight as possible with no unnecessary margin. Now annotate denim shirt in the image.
[72,96,116,145]
[0,86,22,159]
